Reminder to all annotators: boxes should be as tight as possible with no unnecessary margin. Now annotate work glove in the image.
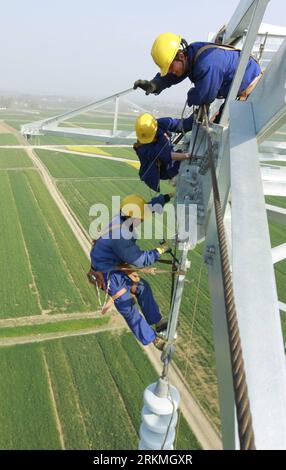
[156,242,171,255]
[133,79,157,95]
[162,193,175,204]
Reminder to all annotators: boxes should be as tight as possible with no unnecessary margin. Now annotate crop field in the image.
[262,161,286,167]
[29,134,103,145]
[1,130,282,444]
[266,196,286,305]
[266,195,286,209]
[0,171,41,317]
[35,151,221,429]
[3,119,33,131]
[0,343,62,449]
[57,178,167,232]
[0,164,98,318]
[65,145,138,160]
[35,149,138,178]
[60,113,136,132]
[0,332,200,450]
[0,316,109,339]
[60,120,134,132]
[39,149,286,431]
[0,134,20,145]
[0,127,201,450]
[0,148,33,169]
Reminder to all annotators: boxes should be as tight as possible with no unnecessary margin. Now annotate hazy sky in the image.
[0,0,285,101]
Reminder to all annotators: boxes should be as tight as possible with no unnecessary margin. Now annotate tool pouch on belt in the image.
[118,263,140,294]
[87,268,107,292]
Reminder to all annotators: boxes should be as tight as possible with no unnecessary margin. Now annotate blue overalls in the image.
[90,194,169,345]
[134,116,193,192]
[152,41,261,106]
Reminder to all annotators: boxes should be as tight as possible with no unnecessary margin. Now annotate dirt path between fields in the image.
[8,129,222,450]
[42,350,66,449]
[0,310,108,328]
[0,314,127,347]
[0,121,21,135]
[25,146,91,255]
[0,122,10,133]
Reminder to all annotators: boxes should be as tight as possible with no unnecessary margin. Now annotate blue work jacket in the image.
[134,116,193,192]
[90,194,169,272]
[152,42,261,106]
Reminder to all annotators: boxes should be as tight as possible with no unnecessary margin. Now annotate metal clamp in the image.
[204,245,216,265]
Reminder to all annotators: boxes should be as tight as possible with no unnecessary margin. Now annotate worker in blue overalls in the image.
[134,33,262,121]
[89,193,172,350]
[133,113,193,192]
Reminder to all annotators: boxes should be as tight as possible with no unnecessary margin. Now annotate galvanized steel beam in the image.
[249,38,286,142]
[230,100,286,449]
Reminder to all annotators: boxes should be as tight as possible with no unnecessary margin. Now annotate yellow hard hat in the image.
[135,113,158,144]
[151,33,181,76]
[121,194,150,220]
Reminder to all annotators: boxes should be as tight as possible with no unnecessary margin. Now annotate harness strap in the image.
[192,43,262,103]
[192,43,241,67]
[238,72,263,101]
[112,287,127,301]
[101,287,128,315]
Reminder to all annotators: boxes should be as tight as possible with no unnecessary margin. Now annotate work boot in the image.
[153,336,167,352]
[154,319,168,333]
[154,319,168,340]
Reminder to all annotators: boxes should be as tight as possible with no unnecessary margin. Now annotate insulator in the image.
[138,379,180,450]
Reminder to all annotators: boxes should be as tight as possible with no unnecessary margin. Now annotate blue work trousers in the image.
[104,271,161,345]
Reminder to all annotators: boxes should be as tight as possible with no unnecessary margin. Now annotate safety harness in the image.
[191,43,262,99]
[87,219,185,313]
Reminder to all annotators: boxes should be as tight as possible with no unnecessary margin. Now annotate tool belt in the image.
[87,265,140,298]
[117,263,140,294]
[87,268,107,291]
[87,262,185,313]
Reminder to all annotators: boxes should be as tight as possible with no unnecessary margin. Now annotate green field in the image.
[0,148,33,168]
[30,134,103,145]
[0,171,41,317]
[1,127,284,448]
[3,119,33,131]
[0,162,98,318]
[266,196,286,305]
[99,146,137,160]
[61,114,136,132]
[60,121,134,132]
[0,332,201,449]
[41,153,220,430]
[35,149,138,179]
[262,161,286,167]
[0,316,109,338]
[66,145,138,161]
[44,150,286,431]
[0,344,61,449]
[266,195,286,209]
[0,134,20,145]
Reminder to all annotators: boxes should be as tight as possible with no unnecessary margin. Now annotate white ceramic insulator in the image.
[138,381,180,450]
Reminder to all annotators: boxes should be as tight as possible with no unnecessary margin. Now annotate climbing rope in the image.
[202,106,256,450]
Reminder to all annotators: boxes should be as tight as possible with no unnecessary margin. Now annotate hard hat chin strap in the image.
[180,38,189,55]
